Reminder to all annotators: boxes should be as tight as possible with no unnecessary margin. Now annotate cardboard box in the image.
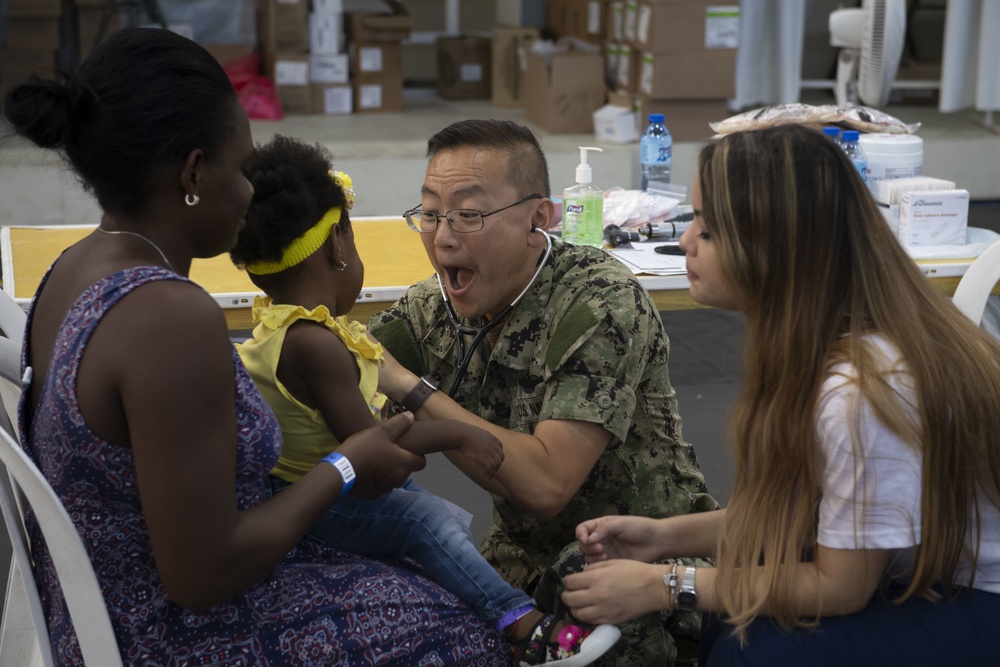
[347,5,412,43]
[263,53,311,115]
[353,79,404,112]
[310,83,353,114]
[350,42,403,80]
[638,97,729,141]
[310,53,349,84]
[491,26,537,107]
[638,50,735,99]
[523,49,606,133]
[635,2,741,53]
[6,0,61,17]
[77,6,123,59]
[309,12,344,54]
[609,1,625,41]
[436,36,491,100]
[4,18,61,51]
[593,103,637,143]
[313,0,344,14]
[898,189,969,247]
[260,0,309,54]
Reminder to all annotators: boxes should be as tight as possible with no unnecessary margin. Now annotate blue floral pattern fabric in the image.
[20,266,509,667]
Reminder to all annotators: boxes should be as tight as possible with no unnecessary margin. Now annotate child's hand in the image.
[455,424,504,478]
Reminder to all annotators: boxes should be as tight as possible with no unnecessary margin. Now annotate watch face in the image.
[677,591,698,610]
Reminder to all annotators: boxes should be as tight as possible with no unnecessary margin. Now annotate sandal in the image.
[508,614,621,666]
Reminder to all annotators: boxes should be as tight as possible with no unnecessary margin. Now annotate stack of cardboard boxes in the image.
[346,2,410,113]
[611,1,739,141]
[259,0,311,115]
[0,0,62,111]
[436,35,491,101]
[309,0,351,115]
[519,0,608,134]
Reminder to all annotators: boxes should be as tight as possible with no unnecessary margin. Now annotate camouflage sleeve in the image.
[368,294,427,378]
[535,280,658,445]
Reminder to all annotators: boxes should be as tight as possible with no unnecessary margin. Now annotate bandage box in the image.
[897,189,969,247]
[593,103,637,143]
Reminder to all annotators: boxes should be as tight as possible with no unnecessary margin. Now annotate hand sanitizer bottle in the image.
[562,146,604,248]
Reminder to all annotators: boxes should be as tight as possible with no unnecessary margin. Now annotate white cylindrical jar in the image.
[857,133,924,199]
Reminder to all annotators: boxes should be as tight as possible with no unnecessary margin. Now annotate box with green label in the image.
[632,2,740,54]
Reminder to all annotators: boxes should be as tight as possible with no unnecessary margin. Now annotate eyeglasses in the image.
[403,194,543,234]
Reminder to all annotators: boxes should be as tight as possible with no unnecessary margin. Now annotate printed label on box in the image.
[705,6,740,49]
[322,86,352,114]
[460,63,483,83]
[359,84,383,109]
[276,60,309,86]
[624,2,638,41]
[611,2,625,41]
[639,55,653,96]
[617,44,632,89]
[636,5,651,45]
[588,1,602,35]
[359,47,384,73]
[311,54,349,83]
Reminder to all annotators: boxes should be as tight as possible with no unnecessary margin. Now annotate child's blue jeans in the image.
[271,477,533,624]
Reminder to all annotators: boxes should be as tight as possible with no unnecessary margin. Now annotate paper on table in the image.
[607,240,687,275]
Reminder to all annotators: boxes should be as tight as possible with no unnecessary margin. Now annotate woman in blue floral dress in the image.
[5,28,510,666]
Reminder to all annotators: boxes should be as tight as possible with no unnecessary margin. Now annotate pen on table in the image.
[654,244,685,256]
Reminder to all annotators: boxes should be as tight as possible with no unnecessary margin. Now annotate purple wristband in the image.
[495,604,534,633]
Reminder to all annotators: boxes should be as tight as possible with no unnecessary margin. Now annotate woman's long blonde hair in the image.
[702,124,1000,635]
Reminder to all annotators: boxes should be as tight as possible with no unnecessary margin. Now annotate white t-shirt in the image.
[815,336,1000,594]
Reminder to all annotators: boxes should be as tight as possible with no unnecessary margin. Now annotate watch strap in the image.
[676,565,698,611]
[400,375,438,413]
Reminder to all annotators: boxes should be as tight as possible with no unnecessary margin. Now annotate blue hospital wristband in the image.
[321,452,356,496]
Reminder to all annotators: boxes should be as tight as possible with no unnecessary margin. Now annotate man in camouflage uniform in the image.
[370,119,718,666]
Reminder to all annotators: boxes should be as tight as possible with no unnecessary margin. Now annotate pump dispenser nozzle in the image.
[576,146,603,184]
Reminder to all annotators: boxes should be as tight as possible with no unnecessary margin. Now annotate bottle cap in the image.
[576,146,603,184]
[649,114,665,123]
[841,130,860,142]
[822,126,841,139]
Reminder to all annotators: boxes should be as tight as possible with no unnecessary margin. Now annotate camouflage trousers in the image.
[532,542,711,667]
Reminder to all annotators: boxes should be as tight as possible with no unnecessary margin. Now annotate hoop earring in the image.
[335,260,347,272]
[185,194,200,207]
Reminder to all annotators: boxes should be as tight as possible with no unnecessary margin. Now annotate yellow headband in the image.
[245,170,355,276]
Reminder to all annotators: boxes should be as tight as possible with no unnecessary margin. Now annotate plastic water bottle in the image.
[640,113,672,191]
[841,130,868,183]
[822,126,842,146]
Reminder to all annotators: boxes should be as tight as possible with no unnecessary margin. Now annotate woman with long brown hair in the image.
[561,124,1000,664]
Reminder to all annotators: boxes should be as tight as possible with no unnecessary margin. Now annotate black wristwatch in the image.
[400,375,439,413]
[676,566,698,611]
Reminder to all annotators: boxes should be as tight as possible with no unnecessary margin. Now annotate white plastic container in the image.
[857,133,923,197]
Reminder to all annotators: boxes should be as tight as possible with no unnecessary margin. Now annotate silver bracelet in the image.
[662,561,679,610]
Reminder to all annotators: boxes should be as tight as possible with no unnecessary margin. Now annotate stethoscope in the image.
[436,228,554,397]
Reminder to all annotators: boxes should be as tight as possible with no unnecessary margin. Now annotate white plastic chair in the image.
[952,240,1000,325]
[0,288,122,666]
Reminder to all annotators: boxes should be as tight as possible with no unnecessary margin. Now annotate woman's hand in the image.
[337,412,425,499]
[562,560,670,624]
[576,515,666,564]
